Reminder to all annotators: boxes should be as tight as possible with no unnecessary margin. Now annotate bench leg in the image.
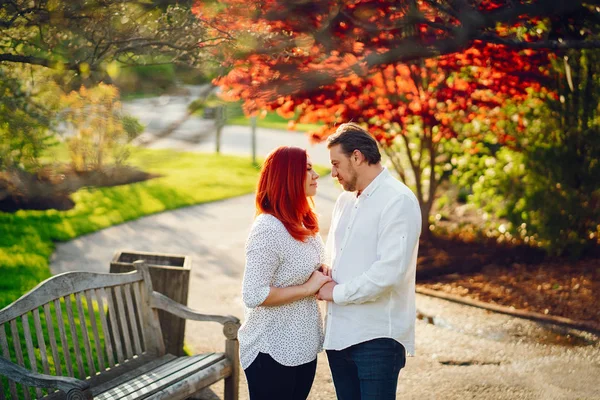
[224,339,239,400]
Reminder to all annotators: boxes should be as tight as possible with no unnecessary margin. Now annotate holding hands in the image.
[318,263,332,278]
[316,281,336,301]
[309,263,336,301]
[304,268,332,294]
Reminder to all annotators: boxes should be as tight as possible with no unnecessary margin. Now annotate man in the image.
[317,123,422,399]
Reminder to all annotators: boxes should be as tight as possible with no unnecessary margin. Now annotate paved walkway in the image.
[49,90,600,399]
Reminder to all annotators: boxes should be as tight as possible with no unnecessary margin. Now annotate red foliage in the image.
[194,0,553,144]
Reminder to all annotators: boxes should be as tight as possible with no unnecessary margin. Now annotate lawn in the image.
[0,148,261,309]
[197,100,323,132]
[227,112,323,132]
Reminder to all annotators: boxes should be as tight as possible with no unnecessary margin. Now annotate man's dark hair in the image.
[327,123,381,165]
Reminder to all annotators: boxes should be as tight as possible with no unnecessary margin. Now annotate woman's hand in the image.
[303,270,332,295]
[259,268,332,307]
[318,264,332,278]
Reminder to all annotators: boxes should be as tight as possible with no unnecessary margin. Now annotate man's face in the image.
[329,144,358,192]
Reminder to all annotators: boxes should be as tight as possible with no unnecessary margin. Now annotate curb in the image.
[416,286,600,336]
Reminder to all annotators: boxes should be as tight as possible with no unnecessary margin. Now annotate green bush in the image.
[0,67,60,171]
[174,64,213,85]
[454,49,600,257]
[122,115,145,142]
[115,63,177,98]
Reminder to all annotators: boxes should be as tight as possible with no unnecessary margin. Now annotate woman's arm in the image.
[261,269,331,306]
[242,220,331,308]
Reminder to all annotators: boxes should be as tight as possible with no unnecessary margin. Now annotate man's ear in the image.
[353,149,362,164]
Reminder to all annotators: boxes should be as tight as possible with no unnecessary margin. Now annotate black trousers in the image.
[244,352,317,400]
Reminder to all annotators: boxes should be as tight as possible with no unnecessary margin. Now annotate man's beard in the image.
[341,169,358,192]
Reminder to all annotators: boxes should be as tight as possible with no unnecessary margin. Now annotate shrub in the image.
[61,83,142,170]
[0,67,59,172]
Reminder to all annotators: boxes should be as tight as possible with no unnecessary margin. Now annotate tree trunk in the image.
[420,200,431,240]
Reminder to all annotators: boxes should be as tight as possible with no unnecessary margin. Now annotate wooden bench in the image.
[0,261,240,400]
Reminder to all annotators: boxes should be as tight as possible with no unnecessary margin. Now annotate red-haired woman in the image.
[239,146,331,400]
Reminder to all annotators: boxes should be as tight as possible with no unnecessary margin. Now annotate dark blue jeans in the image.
[244,352,317,400]
[326,338,406,400]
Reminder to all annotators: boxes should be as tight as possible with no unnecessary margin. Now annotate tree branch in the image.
[382,144,407,183]
[477,33,600,50]
[483,0,585,26]
[0,54,95,71]
[340,9,453,34]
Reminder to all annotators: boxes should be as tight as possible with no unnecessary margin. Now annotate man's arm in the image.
[329,194,421,305]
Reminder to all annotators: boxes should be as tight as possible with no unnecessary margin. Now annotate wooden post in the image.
[224,339,239,400]
[250,115,257,166]
[110,251,190,356]
[223,321,240,400]
[216,106,225,154]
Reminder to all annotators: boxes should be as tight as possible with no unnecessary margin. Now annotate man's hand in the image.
[304,270,332,295]
[318,263,332,278]
[316,281,337,301]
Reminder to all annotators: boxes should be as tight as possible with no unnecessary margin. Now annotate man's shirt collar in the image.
[357,167,388,199]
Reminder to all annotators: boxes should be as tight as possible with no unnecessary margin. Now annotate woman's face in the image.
[304,157,319,197]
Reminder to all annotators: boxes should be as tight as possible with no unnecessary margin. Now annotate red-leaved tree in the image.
[194,0,556,235]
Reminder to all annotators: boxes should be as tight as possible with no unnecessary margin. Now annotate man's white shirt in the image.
[324,168,421,355]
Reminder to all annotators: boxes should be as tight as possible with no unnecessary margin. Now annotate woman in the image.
[239,146,331,400]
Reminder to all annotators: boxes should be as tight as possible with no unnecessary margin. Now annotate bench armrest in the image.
[150,292,240,339]
[0,356,91,399]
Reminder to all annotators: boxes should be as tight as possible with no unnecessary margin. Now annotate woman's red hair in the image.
[256,146,319,241]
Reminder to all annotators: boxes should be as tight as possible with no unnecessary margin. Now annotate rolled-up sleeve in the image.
[333,194,421,305]
[242,223,281,308]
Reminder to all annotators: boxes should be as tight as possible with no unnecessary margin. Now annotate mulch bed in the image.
[0,165,158,212]
[416,236,600,325]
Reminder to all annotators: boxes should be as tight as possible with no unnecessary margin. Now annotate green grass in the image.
[0,147,260,309]
[193,100,323,132]
[120,91,166,101]
[227,112,323,132]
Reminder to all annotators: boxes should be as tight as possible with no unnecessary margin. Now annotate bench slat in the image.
[113,286,133,360]
[22,314,43,398]
[10,319,31,400]
[75,292,96,376]
[123,284,142,356]
[54,299,73,377]
[33,309,50,399]
[104,288,124,365]
[32,309,49,375]
[85,290,105,372]
[97,356,199,399]
[0,272,143,325]
[64,296,85,379]
[43,303,62,377]
[136,266,165,356]
[132,283,146,352]
[96,289,115,368]
[0,325,18,399]
[96,354,223,400]
[145,359,232,400]
[90,354,176,396]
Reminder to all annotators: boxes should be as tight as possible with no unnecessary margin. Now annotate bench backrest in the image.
[0,267,165,399]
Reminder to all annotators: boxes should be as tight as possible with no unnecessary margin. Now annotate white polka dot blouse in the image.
[238,213,325,370]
